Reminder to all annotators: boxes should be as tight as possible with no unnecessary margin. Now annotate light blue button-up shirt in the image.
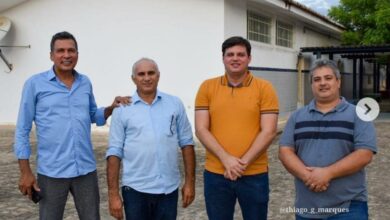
[106,91,194,194]
[14,68,105,178]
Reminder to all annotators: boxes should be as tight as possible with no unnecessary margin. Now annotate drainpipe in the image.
[297,53,304,108]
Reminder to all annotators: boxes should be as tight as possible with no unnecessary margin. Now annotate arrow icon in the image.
[364,103,371,115]
[356,98,380,121]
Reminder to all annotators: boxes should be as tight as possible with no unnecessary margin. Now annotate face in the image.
[50,39,78,74]
[223,45,251,75]
[132,61,160,95]
[311,66,341,103]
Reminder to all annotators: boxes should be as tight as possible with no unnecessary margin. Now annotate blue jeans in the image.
[295,201,368,220]
[121,186,178,220]
[204,170,269,220]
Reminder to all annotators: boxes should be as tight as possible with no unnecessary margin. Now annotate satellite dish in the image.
[0,16,11,41]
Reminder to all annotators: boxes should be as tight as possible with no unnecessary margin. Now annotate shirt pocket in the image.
[164,113,177,137]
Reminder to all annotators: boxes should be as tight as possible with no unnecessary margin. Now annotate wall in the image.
[0,0,345,125]
[224,0,342,116]
[0,0,225,125]
[251,69,298,118]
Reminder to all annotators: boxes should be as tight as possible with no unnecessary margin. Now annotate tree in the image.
[328,0,390,45]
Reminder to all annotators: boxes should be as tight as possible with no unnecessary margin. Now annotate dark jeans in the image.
[122,186,178,220]
[204,170,269,220]
[37,170,100,220]
[295,200,368,220]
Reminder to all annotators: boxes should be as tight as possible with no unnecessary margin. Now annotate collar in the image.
[309,97,349,113]
[47,66,79,81]
[132,90,162,104]
[220,71,253,87]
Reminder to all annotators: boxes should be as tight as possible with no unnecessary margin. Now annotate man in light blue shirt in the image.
[14,31,129,220]
[106,58,196,220]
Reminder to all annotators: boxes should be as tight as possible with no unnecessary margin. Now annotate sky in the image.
[295,0,340,16]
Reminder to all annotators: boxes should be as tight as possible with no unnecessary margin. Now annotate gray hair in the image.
[132,57,160,76]
[309,59,341,83]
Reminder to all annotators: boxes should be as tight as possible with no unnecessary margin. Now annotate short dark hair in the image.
[222,36,251,56]
[50,31,78,52]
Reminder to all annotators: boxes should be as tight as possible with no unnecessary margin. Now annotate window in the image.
[247,11,271,44]
[276,21,293,48]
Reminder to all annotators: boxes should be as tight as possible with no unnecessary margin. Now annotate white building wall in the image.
[224,0,341,69]
[0,0,344,125]
[224,0,247,39]
[224,0,342,116]
[0,0,225,125]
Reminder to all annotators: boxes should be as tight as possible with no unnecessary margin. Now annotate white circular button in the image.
[356,97,380,121]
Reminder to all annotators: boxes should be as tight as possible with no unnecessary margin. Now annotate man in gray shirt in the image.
[279,59,376,219]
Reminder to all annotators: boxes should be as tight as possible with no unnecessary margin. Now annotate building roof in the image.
[283,0,344,30]
[250,0,344,39]
[301,45,390,62]
[301,45,390,54]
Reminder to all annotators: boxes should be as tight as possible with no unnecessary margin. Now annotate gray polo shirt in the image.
[279,97,376,218]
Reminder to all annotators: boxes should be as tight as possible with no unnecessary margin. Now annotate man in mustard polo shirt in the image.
[195,36,279,220]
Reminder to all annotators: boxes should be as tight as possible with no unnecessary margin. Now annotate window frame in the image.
[247,11,272,44]
[276,20,294,48]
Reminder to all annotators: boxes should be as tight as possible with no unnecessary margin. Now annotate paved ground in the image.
[0,120,389,220]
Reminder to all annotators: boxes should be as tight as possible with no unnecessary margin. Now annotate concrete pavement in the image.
[1,121,389,219]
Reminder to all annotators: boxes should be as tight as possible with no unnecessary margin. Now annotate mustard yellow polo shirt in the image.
[195,72,279,175]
